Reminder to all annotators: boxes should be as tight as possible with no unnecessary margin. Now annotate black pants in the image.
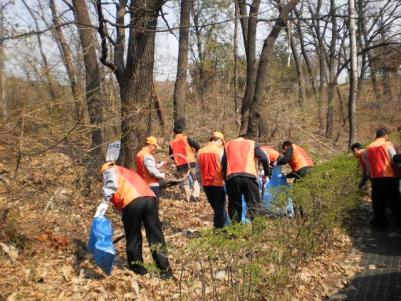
[150,186,160,211]
[204,186,226,228]
[371,178,401,228]
[291,166,312,183]
[226,176,261,223]
[122,197,170,273]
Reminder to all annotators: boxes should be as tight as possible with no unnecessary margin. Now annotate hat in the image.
[146,136,161,149]
[173,118,186,133]
[212,131,225,144]
[100,162,115,174]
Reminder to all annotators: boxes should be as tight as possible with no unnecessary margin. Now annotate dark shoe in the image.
[130,264,148,275]
[160,268,175,280]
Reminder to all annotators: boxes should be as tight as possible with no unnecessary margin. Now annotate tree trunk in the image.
[288,21,306,106]
[348,0,358,147]
[234,1,240,129]
[325,0,337,139]
[119,0,162,168]
[72,0,104,157]
[0,7,5,121]
[247,0,300,137]
[239,0,261,135]
[173,0,192,121]
[358,0,380,99]
[294,8,316,95]
[50,0,82,121]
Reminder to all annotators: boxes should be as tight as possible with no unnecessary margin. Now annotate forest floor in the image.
[0,145,378,301]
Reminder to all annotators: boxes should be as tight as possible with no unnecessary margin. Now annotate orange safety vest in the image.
[355,150,368,175]
[170,134,196,166]
[225,138,257,178]
[136,147,159,186]
[289,144,314,172]
[260,146,280,164]
[367,138,395,178]
[111,166,155,211]
[198,142,224,186]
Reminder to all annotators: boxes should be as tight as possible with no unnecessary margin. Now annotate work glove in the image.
[94,201,109,218]
[157,161,168,169]
[262,175,268,185]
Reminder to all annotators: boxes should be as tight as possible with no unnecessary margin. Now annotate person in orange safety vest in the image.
[198,132,226,228]
[95,162,172,278]
[260,145,281,167]
[366,128,401,231]
[277,141,313,181]
[350,143,369,189]
[169,118,201,202]
[136,136,167,208]
[222,134,270,222]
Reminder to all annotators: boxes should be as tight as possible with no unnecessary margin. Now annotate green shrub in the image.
[177,155,360,300]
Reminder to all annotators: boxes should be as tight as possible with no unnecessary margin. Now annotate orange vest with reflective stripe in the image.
[136,147,159,186]
[367,138,395,178]
[260,146,280,164]
[111,166,155,211]
[170,134,196,166]
[225,138,257,178]
[198,142,224,186]
[289,144,314,172]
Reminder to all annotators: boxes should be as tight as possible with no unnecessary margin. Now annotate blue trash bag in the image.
[88,216,116,275]
[241,196,251,224]
[262,166,294,216]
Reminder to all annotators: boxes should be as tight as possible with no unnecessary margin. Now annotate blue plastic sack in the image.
[88,216,116,275]
[241,166,294,220]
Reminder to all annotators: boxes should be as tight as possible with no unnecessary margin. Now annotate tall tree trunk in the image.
[72,0,104,158]
[288,20,306,106]
[239,0,261,134]
[119,0,162,168]
[234,1,240,129]
[358,0,380,99]
[348,0,358,147]
[294,8,316,95]
[49,0,82,120]
[0,6,5,121]
[247,0,300,137]
[325,0,337,139]
[173,0,192,121]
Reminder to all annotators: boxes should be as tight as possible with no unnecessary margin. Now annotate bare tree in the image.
[95,0,164,167]
[325,0,337,139]
[247,0,300,137]
[72,0,104,158]
[348,0,358,146]
[0,3,6,121]
[22,0,58,101]
[237,0,261,134]
[49,0,83,121]
[173,0,193,120]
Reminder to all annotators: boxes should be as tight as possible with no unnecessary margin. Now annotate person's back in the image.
[225,137,258,180]
[367,137,395,178]
[260,145,280,165]
[289,144,313,173]
[198,142,224,187]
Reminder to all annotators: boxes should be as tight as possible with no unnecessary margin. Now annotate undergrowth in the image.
[179,155,359,300]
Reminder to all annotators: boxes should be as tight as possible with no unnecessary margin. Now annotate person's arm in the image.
[388,145,397,160]
[221,150,227,179]
[358,174,369,189]
[276,146,293,165]
[255,146,270,177]
[144,155,165,179]
[103,168,119,203]
[188,137,201,151]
